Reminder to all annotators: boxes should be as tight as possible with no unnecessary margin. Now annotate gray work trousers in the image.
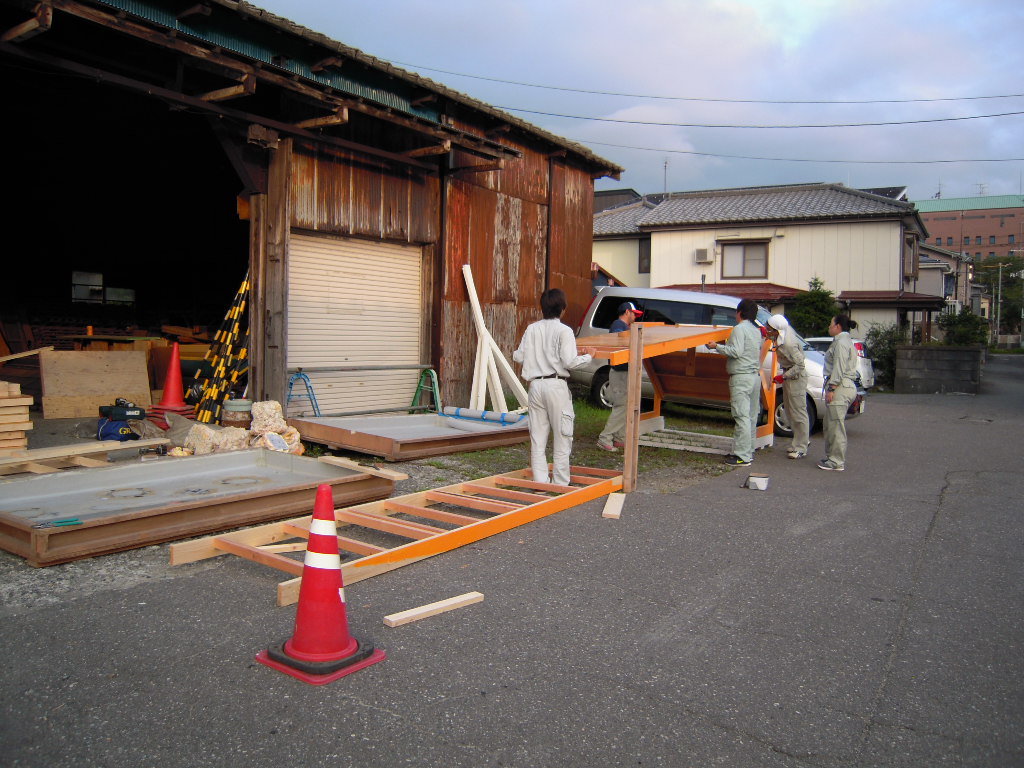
[782,375,810,454]
[823,383,855,468]
[729,371,761,462]
[598,367,628,444]
[527,377,575,486]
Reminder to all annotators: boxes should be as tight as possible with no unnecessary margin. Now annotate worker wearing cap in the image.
[513,288,595,486]
[706,298,762,467]
[597,301,643,452]
[766,313,809,459]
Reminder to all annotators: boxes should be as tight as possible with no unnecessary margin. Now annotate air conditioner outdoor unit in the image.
[694,248,712,264]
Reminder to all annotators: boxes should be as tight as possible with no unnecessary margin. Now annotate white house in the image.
[593,183,945,336]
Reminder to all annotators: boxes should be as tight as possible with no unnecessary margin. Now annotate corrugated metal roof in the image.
[95,0,621,175]
[912,195,1024,212]
[639,183,916,228]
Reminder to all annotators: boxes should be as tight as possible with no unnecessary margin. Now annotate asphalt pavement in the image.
[1,356,1022,767]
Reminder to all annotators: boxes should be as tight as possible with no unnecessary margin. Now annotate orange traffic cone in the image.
[148,342,195,429]
[256,484,386,685]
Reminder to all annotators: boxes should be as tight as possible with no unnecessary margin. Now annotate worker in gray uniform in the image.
[707,298,762,467]
[513,288,595,486]
[596,301,643,452]
[819,314,859,472]
[766,313,809,459]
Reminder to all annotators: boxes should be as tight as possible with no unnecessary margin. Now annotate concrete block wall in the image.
[894,345,985,394]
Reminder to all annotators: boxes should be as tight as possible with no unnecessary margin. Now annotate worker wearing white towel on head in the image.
[513,288,595,486]
[766,313,810,459]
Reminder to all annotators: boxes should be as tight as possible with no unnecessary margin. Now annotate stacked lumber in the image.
[0,380,33,456]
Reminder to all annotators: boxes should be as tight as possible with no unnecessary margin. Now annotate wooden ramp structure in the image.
[171,465,622,605]
[576,323,777,491]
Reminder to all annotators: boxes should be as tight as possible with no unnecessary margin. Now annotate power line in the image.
[495,106,1024,130]
[576,139,1024,164]
[391,60,1024,106]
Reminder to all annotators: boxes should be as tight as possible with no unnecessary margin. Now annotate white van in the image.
[571,286,865,437]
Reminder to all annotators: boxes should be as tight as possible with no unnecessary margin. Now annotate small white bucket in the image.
[744,473,770,490]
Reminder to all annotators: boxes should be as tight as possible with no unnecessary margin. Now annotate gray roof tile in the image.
[637,183,914,228]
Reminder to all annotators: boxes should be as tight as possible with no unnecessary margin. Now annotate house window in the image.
[638,239,650,274]
[989,252,995,259]
[946,237,954,246]
[989,235,996,245]
[1010,234,1016,244]
[964,235,971,244]
[720,241,767,279]
[975,235,982,245]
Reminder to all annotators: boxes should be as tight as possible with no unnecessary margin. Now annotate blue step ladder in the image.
[286,371,321,417]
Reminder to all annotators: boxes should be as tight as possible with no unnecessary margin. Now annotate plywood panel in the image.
[40,350,152,418]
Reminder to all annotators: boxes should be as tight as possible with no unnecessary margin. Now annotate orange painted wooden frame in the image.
[170,465,622,605]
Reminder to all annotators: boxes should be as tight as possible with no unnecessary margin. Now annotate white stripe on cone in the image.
[303,550,342,570]
[309,518,337,536]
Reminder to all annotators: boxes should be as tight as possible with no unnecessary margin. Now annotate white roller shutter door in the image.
[287,233,423,416]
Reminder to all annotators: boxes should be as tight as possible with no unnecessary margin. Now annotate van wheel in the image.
[589,368,612,408]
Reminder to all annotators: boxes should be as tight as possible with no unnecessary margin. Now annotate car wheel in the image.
[774,392,819,437]
[589,367,612,408]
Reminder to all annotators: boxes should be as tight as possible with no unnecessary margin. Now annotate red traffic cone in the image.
[256,484,385,685]
[149,342,195,429]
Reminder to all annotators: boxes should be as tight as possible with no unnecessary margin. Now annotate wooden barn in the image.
[0,0,621,414]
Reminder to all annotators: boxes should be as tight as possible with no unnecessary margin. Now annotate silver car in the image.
[571,286,865,437]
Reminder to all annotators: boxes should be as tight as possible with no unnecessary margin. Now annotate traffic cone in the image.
[148,342,196,429]
[256,484,386,685]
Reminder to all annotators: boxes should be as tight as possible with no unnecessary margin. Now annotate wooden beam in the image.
[295,107,349,129]
[602,493,625,519]
[405,140,451,158]
[318,455,408,482]
[0,345,54,364]
[623,323,643,493]
[199,74,255,102]
[311,55,343,73]
[383,500,479,526]
[383,591,484,627]
[424,490,519,514]
[451,160,504,174]
[2,3,52,43]
[176,4,210,21]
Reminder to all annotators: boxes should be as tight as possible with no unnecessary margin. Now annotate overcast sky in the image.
[256,0,1024,202]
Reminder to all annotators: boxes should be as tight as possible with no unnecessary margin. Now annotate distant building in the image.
[913,195,1024,263]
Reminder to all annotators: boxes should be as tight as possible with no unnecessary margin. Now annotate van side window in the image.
[710,307,738,326]
[644,299,707,325]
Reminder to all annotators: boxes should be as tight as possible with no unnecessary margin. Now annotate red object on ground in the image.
[256,484,386,685]
[148,342,195,429]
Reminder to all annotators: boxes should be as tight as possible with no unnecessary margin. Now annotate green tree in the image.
[864,322,907,388]
[937,308,989,345]
[789,277,840,338]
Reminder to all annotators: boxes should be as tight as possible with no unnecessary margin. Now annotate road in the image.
[1,355,1022,767]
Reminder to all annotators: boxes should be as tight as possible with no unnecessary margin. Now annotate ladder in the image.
[410,368,442,413]
[286,371,321,417]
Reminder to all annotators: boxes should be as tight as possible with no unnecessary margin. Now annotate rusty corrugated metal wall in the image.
[290,143,439,244]
[441,126,595,408]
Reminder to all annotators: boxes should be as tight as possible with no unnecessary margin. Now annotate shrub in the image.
[864,322,907,388]
[789,277,840,338]
[937,308,989,346]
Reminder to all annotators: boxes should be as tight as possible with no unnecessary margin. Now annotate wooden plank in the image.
[317,455,409,482]
[0,422,32,432]
[383,591,484,627]
[424,490,520,514]
[335,508,445,540]
[18,462,61,474]
[383,499,479,526]
[0,397,33,408]
[602,493,625,519]
[0,438,169,466]
[493,477,574,493]
[213,538,305,576]
[66,456,110,468]
[457,483,550,503]
[0,346,52,364]
[0,414,29,425]
[280,520,386,556]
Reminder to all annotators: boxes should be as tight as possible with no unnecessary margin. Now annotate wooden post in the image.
[623,323,644,493]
